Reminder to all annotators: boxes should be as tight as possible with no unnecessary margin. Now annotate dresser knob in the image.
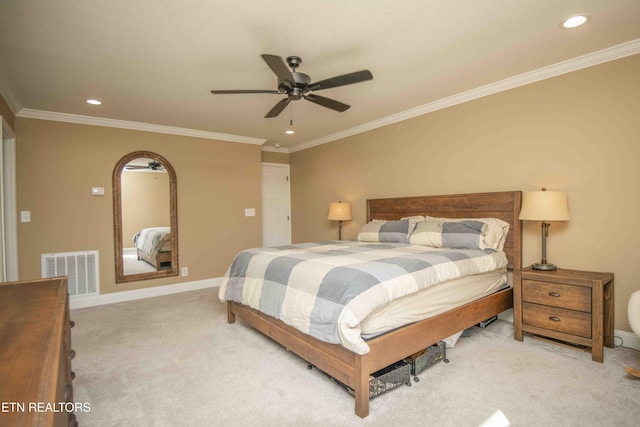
[69,349,76,360]
[65,384,73,400]
[71,371,76,380]
[548,292,561,297]
[549,316,561,322]
[70,320,75,328]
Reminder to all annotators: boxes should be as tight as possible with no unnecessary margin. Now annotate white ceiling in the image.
[1,1,639,152]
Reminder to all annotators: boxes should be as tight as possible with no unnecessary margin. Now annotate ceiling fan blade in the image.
[308,70,373,91]
[211,89,280,94]
[304,94,350,112]
[125,165,165,171]
[261,54,295,90]
[265,98,291,118]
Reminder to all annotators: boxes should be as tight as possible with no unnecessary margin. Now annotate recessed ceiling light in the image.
[285,129,295,135]
[562,15,589,29]
[85,99,102,105]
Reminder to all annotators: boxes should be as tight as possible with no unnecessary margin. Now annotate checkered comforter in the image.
[219,241,507,354]
[133,227,171,257]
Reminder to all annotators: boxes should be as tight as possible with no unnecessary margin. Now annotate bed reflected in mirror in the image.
[113,151,178,283]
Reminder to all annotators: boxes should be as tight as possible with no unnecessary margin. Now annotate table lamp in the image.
[519,188,570,271]
[328,201,352,240]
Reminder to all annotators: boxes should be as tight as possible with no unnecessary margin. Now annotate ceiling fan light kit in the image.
[211,54,373,119]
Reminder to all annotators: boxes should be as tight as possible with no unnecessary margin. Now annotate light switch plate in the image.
[20,211,31,222]
[245,208,256,217]
[91,186,105,196]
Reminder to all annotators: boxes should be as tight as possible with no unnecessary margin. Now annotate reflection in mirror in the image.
[113,151,178,283]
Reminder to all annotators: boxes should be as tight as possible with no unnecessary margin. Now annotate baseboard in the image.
[615,330,640,352]
[498,308,640,351]
[70,277,223,310]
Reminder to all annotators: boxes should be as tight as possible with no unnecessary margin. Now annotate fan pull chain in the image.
[285,103,295,134]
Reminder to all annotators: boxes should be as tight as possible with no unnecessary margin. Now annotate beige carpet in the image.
[122,248,155,275]
[70,288,640,426]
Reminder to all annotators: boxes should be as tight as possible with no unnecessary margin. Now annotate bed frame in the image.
[137,248,172,271]
[227,191,522,418]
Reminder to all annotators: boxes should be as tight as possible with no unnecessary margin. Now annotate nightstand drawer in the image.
[522,280,591,312]
[523,302,591,338]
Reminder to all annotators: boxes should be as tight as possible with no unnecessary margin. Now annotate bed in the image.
[221,191,522,417]
[132,227,172,271]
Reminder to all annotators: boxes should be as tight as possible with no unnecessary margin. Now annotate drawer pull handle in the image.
[549,316,561,322]
[548,292,561,297]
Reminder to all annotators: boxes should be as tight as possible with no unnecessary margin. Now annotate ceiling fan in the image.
[211,54,373,118]
[125,161,165,171]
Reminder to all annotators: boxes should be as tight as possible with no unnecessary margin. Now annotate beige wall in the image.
[16,118,262,294]
[261,150,290,164]
[121,170,170,244]
[290,54,640,332]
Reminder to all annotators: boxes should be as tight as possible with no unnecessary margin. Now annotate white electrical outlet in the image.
[181,267,188,277]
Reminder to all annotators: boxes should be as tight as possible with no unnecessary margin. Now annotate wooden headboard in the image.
[366,191,522,270]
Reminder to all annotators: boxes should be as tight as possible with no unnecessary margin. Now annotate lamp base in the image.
[532,262,558,271]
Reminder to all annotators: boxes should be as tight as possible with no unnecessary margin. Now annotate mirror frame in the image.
[113,151,179,283]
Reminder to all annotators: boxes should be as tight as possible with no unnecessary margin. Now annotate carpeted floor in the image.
[122,248,156,275]
[70,287,640,426]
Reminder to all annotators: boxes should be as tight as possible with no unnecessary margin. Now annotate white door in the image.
[262,163,291,247]
[0,118,18,282]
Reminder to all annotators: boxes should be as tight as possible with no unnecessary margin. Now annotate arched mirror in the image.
[113,151,178,283]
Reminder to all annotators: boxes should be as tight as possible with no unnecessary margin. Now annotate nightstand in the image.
[514,266,614,362]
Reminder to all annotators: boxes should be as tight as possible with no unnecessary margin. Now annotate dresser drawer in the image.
[523,302,591,338]
[522,280,591,312]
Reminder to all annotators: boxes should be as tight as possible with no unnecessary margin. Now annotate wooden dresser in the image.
[514,266,614,362]
[0,277,77,426]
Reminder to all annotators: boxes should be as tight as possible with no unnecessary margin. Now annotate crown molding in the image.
[16,109,266,145]
[261,144,290,153]
[291,39,640,153]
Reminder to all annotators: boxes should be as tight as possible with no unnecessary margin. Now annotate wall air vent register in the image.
[41,250,99,297]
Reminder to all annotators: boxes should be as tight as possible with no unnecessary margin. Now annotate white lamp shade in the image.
[519,190,570,221]
[328,202,352,221]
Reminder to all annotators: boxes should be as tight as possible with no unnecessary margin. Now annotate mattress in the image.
[361,269,508,337]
